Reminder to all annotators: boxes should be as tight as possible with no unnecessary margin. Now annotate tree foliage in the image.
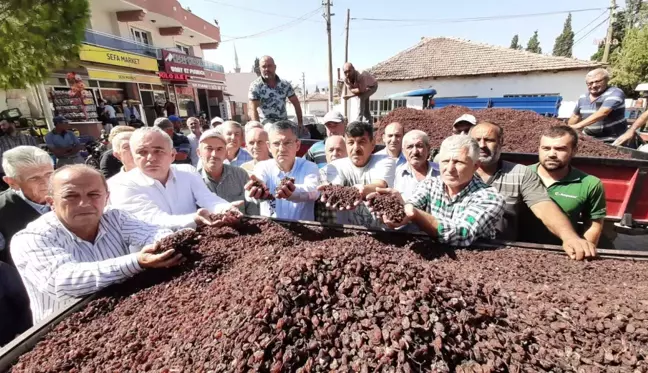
[0,0,89,88]
[611,26,648,92]
[252,57,261,76]
[526,31,542,54]
[509,34,522,50]
[553,13,574,57]
[591,11,627,62]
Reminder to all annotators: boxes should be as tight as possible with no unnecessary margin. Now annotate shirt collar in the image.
[15,189,50,214]
[51,212,108,244]
[272,158,299,178]
[134,166,177,187]
[201,164,230,183]
[530,163,582,184]
[443,177,480,203]
[261,74,282,84]
[400,161,437,178]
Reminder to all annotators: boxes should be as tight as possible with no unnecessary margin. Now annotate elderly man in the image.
[186,117,202,167]
[0,146,53,266]
[248,56,304,131]
[376,122,406,167]
[526,126,606,247]
[569,68,627,143]
[106,131,136,198]
[321,121,395,228]
[394,130,439,201]
[154,117,191,164]
[245,120,319,221]
[369,135,504,246]
[11,165,184,324]
[0,120,38,183]
[241,127,270,175]
[210,116,224,128]
[219,121,253,167]
[471,121,597,260]
[198,129,253,215]
[99,125,135,179]
[342,62,378,123]
[304,111,347,168]
[45,116,84,168]
[110,127,240,230]
[315,135,348,224]
[244,121,263,133]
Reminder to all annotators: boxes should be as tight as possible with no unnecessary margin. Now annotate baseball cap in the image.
[168,115,181,123]
[453,114,477,127]
[210,117,224,126]
[53,116,69,125]
[199,128,227,144]
[322,111,345,124]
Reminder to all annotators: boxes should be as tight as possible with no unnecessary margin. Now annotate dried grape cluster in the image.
[370,193,407,223]
[320,185,361,208]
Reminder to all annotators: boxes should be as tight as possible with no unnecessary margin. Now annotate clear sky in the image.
[182,0,624,90]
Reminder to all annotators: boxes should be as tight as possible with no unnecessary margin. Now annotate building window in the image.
[130,27,152,45]
[503,93,559,97]
[370,99,408,122]
[175,43,191,55]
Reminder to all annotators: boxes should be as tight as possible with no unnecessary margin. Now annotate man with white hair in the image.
[186,117,202,167]
[110,127,241,230]
[369,135,505,246]
[220,121,252,167]
[11,165,181,324]
[106,131,136,198]
[569,68,628,142]
[99,126,135,179]
[0,146,53,265]
[245,120,319,221]
[0,120,38,186]
[241,127,271,176]
[210,116,224,128]
[244,121,263,133]
[394,130,439,201]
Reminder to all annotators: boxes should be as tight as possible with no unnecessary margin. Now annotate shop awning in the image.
[84,66,162,85]
[188,78,225,91]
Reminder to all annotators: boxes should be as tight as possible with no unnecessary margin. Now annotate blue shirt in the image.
[304,140,327,168]
[574,87,627,138]
[225,148,253,168]
[45,130,80,154]
[394,161,440,201]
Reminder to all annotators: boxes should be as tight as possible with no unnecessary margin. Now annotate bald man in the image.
[248,56,305,133]
[11,165,182,324]
[315,135,348,224]
[376,122,406,167]
[342,62,378,123]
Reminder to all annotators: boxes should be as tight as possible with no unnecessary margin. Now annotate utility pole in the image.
[602,0,616,64]
[324,0,334,110]
[343,8,350,118]
[302,72,307,114]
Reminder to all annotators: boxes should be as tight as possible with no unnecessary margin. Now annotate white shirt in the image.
[252,158,320,221]
[109,164,230,230]
[11,208,173,324]
[187,133,200,167]
[325,154,395,228]
[375,148,406,167]
[394,161,440,201]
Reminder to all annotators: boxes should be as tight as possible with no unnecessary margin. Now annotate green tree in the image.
[510,34,522,50]
[553,13,574,57]
[611,26,648,93]
[526,31,542,53]
[252,57,261,76]
[0,0,89,88]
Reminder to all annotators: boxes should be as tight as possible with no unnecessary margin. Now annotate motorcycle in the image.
[84,131,109,169]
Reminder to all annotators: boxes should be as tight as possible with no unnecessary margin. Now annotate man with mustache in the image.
[527,125,606,246]
[376,122,406,167]
[109,127,241,230]
[321,121,395,228]
[470,122,597,260]
[245,120,319,221]
[394,130,439,201]
[11,165,182,324]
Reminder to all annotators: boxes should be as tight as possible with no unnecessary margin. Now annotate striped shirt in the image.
[482,161,550,241]
[408,177,505,246]
[304,140,327,168]
[109,164,230,230]
[0,134,38,173]
[11,208,173,324]
[574,87,627,138]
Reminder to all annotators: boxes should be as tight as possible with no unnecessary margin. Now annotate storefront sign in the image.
[161,50,205,77]
[158,72,188,81]
[79,45,158,72]
[87,69,161,84]
[189,81,224,90]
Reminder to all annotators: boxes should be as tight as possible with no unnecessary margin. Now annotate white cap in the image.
[322,111,345,124]
[210,117,224,126]
[199,128,227,144]
[453,114,477,127]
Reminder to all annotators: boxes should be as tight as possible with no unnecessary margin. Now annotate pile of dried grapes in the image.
[10,219,648,372]
[377,106,631,159]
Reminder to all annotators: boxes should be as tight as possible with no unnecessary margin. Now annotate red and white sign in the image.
[158,72,188,81]
[161,50,205,78]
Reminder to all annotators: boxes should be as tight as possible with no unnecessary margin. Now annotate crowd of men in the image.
[0,64,612,345]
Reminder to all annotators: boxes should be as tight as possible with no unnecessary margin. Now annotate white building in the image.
[346,37,602,122]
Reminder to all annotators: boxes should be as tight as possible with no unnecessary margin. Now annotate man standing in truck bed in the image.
[342,62,378,124]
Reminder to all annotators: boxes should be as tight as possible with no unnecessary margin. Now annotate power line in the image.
[200,0,321,23]
[220,7,322,43]
[351,7,607,24]
[574,9,610,36]
[573,16,610,46]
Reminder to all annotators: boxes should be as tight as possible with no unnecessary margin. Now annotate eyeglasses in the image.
[270,140,297,148]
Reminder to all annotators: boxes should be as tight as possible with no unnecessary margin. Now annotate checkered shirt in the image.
[407,176,505,246]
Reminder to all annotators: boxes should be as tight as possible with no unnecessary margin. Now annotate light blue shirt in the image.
[375,148,406,167]
[226,147,253,168]
[251,158,320,221]
[394,161,440,201]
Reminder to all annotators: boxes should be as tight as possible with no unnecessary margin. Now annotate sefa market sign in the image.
[161,50,205,78]
[79,45,158,72]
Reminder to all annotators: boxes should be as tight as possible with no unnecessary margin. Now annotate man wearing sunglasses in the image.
[568,68,628,144]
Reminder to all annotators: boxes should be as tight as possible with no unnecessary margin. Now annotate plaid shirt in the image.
[407,176,505,246]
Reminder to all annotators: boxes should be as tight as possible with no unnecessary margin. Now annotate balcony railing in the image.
[83,29,225,73]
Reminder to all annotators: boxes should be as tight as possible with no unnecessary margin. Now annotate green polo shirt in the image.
[529,164,607,227]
